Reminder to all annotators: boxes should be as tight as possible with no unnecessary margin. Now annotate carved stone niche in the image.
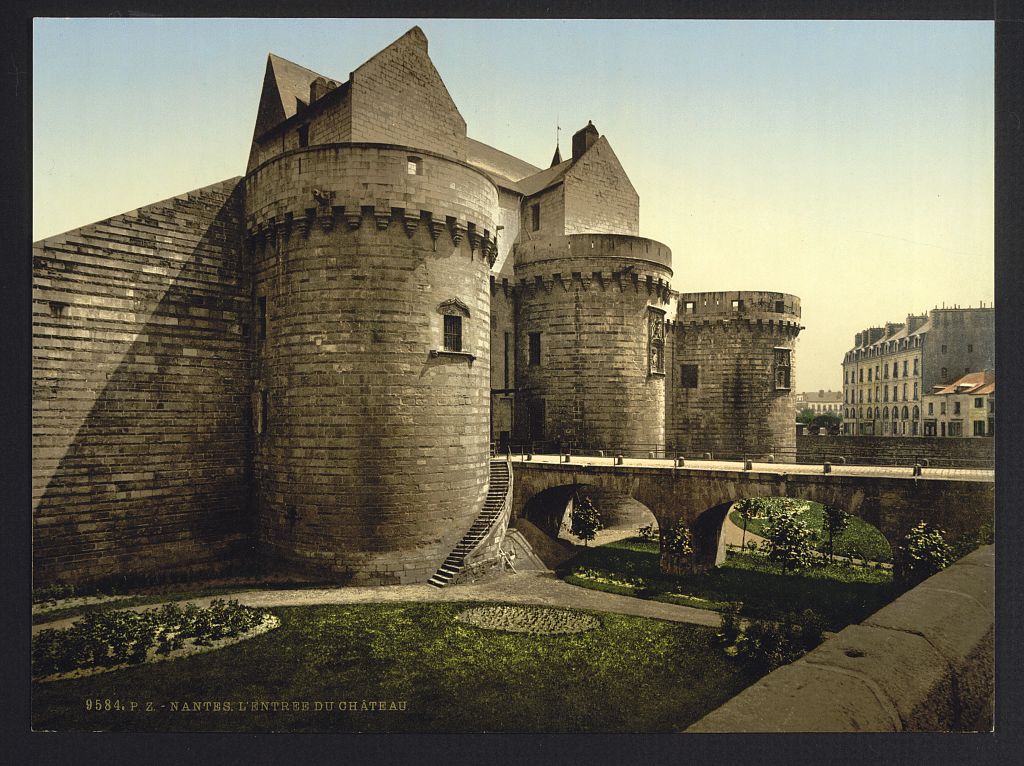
[312,189,335,232]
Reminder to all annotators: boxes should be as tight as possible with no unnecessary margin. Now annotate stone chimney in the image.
[572,121,599,161]
[867,327,885,344]
[309,76,339,104]
[855,331,863,347]
[906,314,927,334]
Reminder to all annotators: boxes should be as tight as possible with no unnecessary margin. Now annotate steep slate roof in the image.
[517,159,572,197]
[465,138,542,190]
[253,53,344,139]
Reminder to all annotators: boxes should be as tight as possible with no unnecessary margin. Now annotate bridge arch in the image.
[519,481,659,543]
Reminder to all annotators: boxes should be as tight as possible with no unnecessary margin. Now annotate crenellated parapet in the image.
[674,290,803,337]
[244,143,500,265]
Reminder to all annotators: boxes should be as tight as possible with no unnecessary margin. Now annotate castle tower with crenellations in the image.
[31,27,802,587]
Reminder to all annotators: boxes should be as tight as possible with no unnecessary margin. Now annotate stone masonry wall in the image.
[350,26,467,161]
[520,185,566,243]
[922,308,995,389]
[514,234,673,451]
[32,178,253,587]
[688,545,994,732]
[796,434,994,468]
[668,291,801,460]
[246,144,497,584]
[563,137,639,236]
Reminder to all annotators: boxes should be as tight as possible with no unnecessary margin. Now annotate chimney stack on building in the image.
[572,121,599,161]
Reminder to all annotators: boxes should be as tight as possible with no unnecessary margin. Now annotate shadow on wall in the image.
[32,180,255,587]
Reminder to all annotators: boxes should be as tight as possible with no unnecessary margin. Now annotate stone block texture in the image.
[246,145,497,584]
[513,234,673,451]
[32,178,253,586]
[668,291,801,460]
[797,434,994,468]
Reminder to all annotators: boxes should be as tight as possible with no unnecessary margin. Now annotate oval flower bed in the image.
[455,605,601,635]
[32,599,278,682]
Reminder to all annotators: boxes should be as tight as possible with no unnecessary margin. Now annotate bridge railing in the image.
[496,441,994,471]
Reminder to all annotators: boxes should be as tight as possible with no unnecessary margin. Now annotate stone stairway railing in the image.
[428,454,513,588]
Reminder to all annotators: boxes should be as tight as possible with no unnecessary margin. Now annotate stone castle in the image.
[32,28,802,587]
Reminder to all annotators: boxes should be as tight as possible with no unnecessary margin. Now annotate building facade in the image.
[921,370,995,437]
[32,28,802,587]
[841,307,994,436]
[796,390,843,416]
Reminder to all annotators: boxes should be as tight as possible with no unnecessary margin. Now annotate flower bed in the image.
[455,605,600,635]
[33,599,278,682]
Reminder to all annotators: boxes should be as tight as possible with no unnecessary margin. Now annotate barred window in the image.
[444,315,462,352]
[773,347,791,390]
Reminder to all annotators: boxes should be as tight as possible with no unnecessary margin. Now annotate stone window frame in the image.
[430,298,475,362]
[648,306,666,376]
[772,347,791,391]
[407,155,423,176]
[530,203,541,232]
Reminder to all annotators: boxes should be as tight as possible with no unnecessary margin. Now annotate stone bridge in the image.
[510,456,994,566]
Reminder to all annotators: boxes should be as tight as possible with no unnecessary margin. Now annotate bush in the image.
[32,599,269,678]
[637,524,656,542]
[762,510,816,572]
[897,521,953,587]
[720,609,826,673]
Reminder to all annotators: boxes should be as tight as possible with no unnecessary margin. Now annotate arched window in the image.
[883,406,889,420]
[913,405,920,420]
[902,406,909,419]
[891,407,898,421]
[874,407,880,420]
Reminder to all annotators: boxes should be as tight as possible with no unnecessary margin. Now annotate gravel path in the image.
[32,570,722,635]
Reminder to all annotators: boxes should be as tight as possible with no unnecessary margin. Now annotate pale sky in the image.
[33,18,994,392]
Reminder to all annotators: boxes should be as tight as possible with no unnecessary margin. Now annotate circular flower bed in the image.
[455,605,601,635]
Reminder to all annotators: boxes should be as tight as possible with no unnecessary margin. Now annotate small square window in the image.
[48,300,68,318]
[731,299,743,310]
[967,344,973,353]
[774,300,784,313]
[407,156,423,175]
[684,301,696,314]
[444,315,462,352]
[941,344,947,354]
[531,203,540,232]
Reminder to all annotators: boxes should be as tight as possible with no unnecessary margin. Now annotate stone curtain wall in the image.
[796,434,995,468]
[246,145,497,584]
[668,291,801,460]
[688,545,994,732]
[513,234,673,452]
[563,137,640,236]
[32,179,253,587]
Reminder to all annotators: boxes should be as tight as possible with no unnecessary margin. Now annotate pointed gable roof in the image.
[253,53,335,139]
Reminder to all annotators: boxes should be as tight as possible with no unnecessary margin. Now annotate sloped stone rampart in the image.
[686,545,994,732]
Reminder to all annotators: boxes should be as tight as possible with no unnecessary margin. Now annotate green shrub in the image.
[897,521,953,587]
[762,510,816,572]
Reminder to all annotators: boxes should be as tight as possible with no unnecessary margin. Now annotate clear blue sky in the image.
[33,18,994,392]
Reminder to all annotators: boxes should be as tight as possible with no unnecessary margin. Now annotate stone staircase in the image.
[428,459,510,587]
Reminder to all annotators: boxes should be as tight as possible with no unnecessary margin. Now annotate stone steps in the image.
[428,461,509,588]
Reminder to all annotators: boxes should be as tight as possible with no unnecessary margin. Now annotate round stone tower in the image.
[245,144,499,583]
[514,234,673,453]
[667,291,802,460]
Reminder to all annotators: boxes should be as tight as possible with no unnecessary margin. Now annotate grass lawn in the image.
[562,538,894,631]
[31,601,758,732]
[728,502,892,563]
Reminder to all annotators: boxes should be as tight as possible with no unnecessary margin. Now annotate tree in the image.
[762,508,815,572]
[734,498,767,550]
[898,521,953,586]
[797,408,816,425]
[570,492,602,546]
[660,522,695,574]
[812,412,842,432]
[822,505,849,563]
